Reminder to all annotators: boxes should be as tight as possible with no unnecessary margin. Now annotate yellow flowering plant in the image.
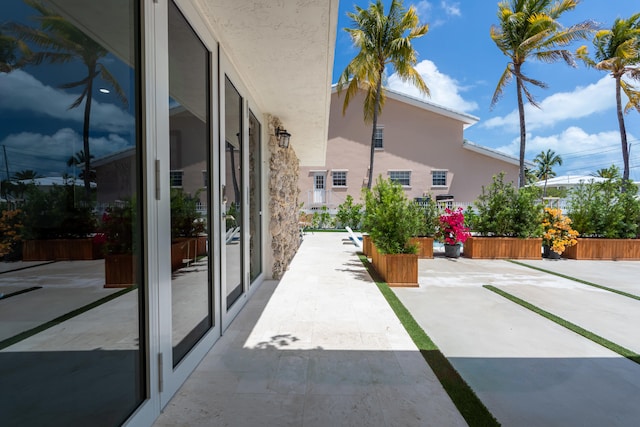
[542,207,578,255]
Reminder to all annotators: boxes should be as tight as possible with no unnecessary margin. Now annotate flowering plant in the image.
[99,203,134,255]
[542,207,578,255]
[437,207,471,245]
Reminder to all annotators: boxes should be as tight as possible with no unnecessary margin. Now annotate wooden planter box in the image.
[104,254,136,288]
[171,236,208,271]
[362,235,372,257]
[409,237,434,259]
[464,237,542,259]
[23,238,98,261]
[377,253,418,287]
[562,238,640,260]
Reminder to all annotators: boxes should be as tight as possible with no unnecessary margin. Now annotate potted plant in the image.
[363,177,422,286]
[170,188,207,271]
[565,168,640,259]
[101,201,136,287]
[436,207,471,258]
[541,207,578,259]
[409,196,439,259]
[21,182,98,261]
[465,172,543,259]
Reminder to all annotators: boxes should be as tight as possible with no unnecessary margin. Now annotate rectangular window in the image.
[170,170,184,187]
[389,170,411,186]
[374,125,384,149]
[432,170,447,187]
[332,171,347,187]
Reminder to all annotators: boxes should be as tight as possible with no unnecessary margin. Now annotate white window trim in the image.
[388,170,411,188]
[431,170,448,188]
[374,125,384,150]
[170,169,184,188]
[331,170,348,188]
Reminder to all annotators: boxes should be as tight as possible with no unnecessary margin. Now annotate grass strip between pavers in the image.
[358,254,500,427]
[484,285,640,365]
[507,260,640,301]
[0,286,137,350]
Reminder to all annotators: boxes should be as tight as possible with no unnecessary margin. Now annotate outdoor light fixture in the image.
[275,126,291,148]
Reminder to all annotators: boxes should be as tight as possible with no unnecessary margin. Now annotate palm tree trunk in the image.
[82,63,96,200]
[515,66,526,189]
[367,71,384,190]
[615,75,630,186]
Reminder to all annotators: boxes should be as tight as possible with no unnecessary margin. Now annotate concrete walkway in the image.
[156,233,640,426]
[394,257,640,427]
[154,233,465,427]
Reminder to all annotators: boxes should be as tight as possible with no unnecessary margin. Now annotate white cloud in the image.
[387,59,478,113]
[412,1,432,21]
[1,128,132,177]
[483,76,617,131]
[0,69,134,134]
[494,126,632,175]
[440,1,461,17]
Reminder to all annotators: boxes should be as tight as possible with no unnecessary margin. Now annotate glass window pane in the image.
[168,0,212,366]
[224,76,243,309]
[0,0,144,425]
[249,111,261,283]
[389,171,410,186]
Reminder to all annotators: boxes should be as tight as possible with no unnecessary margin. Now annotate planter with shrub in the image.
[465,172,543,259]
[363,177,422,286]
[565,168,640,260]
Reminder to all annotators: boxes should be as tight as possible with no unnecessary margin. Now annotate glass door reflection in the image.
[168,0,212,366]
[224,76,244,309]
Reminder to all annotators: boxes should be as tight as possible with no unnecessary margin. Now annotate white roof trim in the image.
[331,84,479,127]
[462,140,532,167]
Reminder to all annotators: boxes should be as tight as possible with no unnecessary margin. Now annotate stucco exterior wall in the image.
[299,91,519,208]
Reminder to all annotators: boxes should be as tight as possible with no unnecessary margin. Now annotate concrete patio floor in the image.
[156,233,640,427]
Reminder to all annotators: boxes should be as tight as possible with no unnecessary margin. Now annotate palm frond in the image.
[68,86,88,110]
[98,64,129,107]
[491,65,513,108]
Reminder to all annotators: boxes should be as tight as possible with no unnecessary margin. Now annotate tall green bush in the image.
[22,183,96,239]
[336,195,363,229]
[416,196,439,237]
[362,177,422,254]
[473,172,542,238]
[568,169,640,238]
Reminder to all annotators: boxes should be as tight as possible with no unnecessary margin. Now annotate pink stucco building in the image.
[299,87,521,209]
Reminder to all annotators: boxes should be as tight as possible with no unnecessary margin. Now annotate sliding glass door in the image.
[167,0,213,367]
[0,1,145,425]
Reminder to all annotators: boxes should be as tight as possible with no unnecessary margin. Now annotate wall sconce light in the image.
[275,126,291,148]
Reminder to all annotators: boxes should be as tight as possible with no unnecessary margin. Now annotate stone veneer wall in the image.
[268,116,301,279]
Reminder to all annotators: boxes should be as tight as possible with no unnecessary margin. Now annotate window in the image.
[332,170,347,187]
[432,170,447,187]
[170,170,184,187]
[374,125,384,149]
[202,170,208,187]
[389,170,411,186]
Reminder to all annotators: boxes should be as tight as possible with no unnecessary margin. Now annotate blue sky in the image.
[332,1,640,180]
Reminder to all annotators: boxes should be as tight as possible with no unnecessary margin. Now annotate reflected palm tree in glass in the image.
[11,0,127,199]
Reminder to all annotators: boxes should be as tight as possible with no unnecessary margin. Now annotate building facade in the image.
[299,88,521,210]
[0,1,337,426]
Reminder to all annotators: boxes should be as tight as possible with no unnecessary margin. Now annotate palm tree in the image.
[534,149,563,196]
[0,31,19,73]
[591,165,620,179]
[66,150,95,182]
[577,14,640,184]
[336,0,429,190]
[12,0,127,199]
[490,0,595,188]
